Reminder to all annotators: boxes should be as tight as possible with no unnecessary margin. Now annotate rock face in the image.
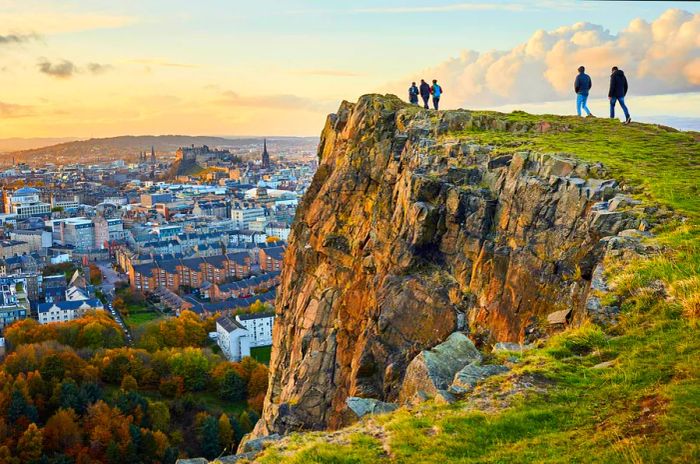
[345,397,398,418]
[253,94,642,437]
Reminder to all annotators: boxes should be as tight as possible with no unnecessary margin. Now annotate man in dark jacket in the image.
[419,79,431,109]
[574,66,593,117]
[609,66,631,124]
[408,82,419,105]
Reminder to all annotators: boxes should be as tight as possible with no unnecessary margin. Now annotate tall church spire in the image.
[261,138,271,169]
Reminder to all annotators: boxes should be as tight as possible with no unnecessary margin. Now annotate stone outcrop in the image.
[449,363,510,396]
[399,332,481,403]
[345,397,398,418]
[252,94,647,438]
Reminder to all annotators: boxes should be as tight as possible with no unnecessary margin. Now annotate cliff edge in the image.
[251,94,671,437]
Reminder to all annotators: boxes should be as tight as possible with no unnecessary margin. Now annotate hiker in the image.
[574,66,593,117]
[408,82,419,105]
[419,79,431,109]
[431,79,443,110]
[609,66,631,124]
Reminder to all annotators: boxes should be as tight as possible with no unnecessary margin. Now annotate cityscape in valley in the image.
[0,1,699,464]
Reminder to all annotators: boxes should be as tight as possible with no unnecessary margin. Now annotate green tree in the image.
[120,374,138,391]
[199,415,221,460]
[147,401,171,432]
[219,369,246,402]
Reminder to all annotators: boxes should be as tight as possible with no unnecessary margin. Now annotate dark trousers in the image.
[433,97,440,110]
[421,95,430,109]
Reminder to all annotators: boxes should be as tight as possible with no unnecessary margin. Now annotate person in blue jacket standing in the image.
[419,79,431,109]
[609,66,631,124]
[408,82,419,105]
[430,79,443,110]
[574,66,593,117]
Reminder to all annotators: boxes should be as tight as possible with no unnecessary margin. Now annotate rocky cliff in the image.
[253,94,645,438]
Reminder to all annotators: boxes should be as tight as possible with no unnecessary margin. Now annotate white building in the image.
[36,298,103,324]
[230,204,266,230]
[3,188,51,218]
[216,316,251,361]
[265,222,291,241]
[9,230,52,252]
[94,216,125,248]
[235,312,274,347]
[59,218,95,251]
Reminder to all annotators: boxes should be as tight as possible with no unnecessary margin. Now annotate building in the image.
[261,139,271,169]
[208,271,280,301]
[94,216,126,248]
[0,276,29,333]
[0,240,30,259]
[141,192,173,207]
[9,229,52,252]
[235,312,274,347]
[37,298,103,325]
[216,316,250,361]
[230,203,266,230]
[193,200,230,219]
[2,187,51,218]
[129,252,252,293]
[260,245,285,272]
[59,218,95,251]
[265,222,291,241]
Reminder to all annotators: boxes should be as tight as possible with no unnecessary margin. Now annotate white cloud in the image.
[392,8,700,107]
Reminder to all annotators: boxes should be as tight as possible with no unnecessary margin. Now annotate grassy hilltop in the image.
[246,109,699,463]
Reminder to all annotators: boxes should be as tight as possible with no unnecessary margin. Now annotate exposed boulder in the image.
[345,397,398,418]
[237,433,281,454]
[492,342,534,353]
[449,362,510,395]
[399,332,482,403]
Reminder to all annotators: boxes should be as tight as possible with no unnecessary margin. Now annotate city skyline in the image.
[1,0,699,139]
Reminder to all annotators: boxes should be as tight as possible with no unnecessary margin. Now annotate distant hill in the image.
[0,137,77,153]
[1,135,317,166]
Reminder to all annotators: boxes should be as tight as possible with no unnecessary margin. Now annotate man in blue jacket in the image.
[419,79,431,109]
[609,66,631,124]
[430,79,443,110]
[574,66,593,117]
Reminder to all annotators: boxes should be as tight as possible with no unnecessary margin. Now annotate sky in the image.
[1,0,699,139]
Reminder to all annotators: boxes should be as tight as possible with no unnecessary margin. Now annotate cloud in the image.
[87,62,113,74]
[0,101,34,118]
[0,32,39,44]
[37,58,77,78]
[394,8,700,107]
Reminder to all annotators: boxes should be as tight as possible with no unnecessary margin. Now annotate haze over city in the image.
[1,0,699,143]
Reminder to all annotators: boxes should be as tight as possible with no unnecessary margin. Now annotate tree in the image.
[219,369,246,402]
[17,423,43,463]
[238,411,252,433]
[218,414,233,453]
[147,401,171,432]
[199,415,221,460]
[44,408,82,453]
[120,374,138,391]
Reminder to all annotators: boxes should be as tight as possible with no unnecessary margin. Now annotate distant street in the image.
[96,261,133,345]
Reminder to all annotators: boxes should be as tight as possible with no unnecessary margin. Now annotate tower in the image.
[150,146,156,165]
[261,138,271,169]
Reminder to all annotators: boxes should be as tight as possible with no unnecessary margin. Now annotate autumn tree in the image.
[218,413,234,453]
[121,374,138,391]
[44,408,82,453]
[17,423,43,463]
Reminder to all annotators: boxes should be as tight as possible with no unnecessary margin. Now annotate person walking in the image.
[408,82,419,105]
[419,79,431,109]
[574,66,593,117]
[431,79,443,110]
[608,66,631,124]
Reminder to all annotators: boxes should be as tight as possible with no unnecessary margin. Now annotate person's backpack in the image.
[433,84,442,97]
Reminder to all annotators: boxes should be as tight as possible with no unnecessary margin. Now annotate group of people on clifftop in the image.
[574,65,631,124]
[406,66,632,124]
[408,79,443,110]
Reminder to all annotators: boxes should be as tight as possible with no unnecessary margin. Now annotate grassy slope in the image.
[251,113,699,464]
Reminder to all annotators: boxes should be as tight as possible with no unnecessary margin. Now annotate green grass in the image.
[252,110,700,463]
[124,308,163,327]
[250,346,272,365]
